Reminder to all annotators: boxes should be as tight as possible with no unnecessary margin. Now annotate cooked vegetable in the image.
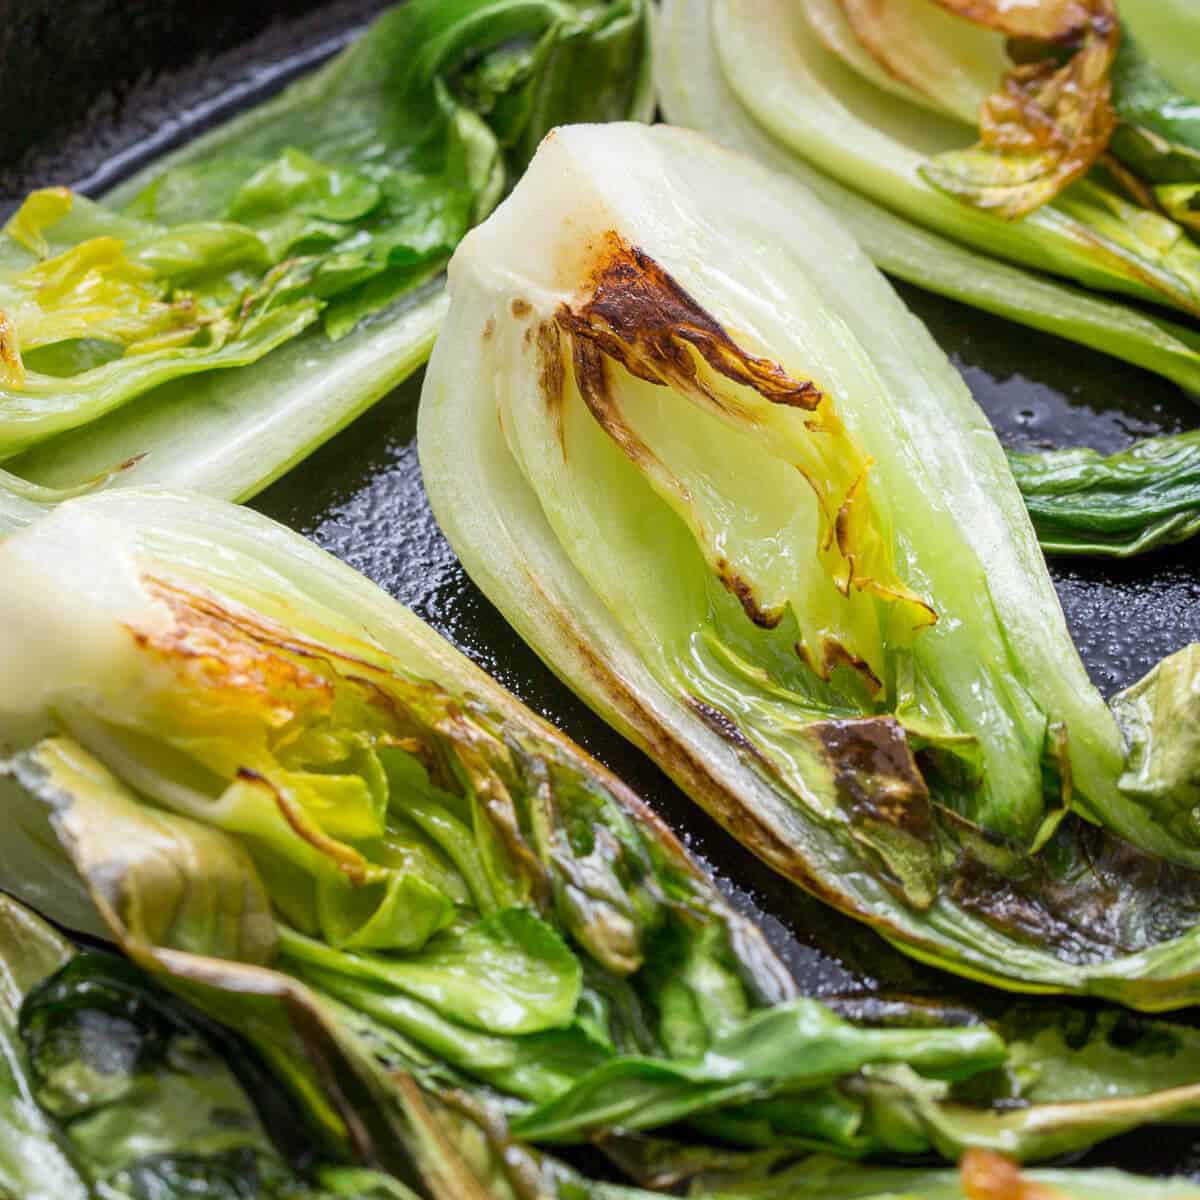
[0,891,416,1198]
[1008,431,1200,555]
[0,0,651,502]
[657,0,1200,392]
[920,0,1120,220]
[0,900,1194,1200]
[5,490,1200,1177]
[420,120,1200,1007]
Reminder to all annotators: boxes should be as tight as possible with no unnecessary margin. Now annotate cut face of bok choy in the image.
[0,0,651,504]
[657,0,1200,398]
[7,492,1200,1180]
[420,121,1200,1009]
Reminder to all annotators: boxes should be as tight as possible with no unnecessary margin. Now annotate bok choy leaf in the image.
[1008,431,1200,556]
[418,120,1200,1008]
[2,905,1194,1200]
[701,0,1200,317]
[4,489,1200,1175]
[0,0,651,502]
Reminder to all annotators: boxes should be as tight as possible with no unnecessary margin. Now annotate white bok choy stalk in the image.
[419,121,1200,1009]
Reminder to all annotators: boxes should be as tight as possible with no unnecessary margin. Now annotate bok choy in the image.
[0,914,1194,1200]
[3,490,1200,1181]
[0,0,651,503]
[419,120,1200,1008]
[657,0,1200,397]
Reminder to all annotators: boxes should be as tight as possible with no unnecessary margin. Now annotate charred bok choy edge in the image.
[656,0,1200,398]
[5,493,1200,1184]
[419,120,1200,1009]
[0,0,651,505]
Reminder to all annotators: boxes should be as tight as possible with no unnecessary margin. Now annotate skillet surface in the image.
[3,0,1199,1178]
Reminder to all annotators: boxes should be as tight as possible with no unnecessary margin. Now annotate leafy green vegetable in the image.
[0,0,651,502]
[1110,33,1200,185]
[0,895,87,1200]
[657,0,1200,397]
[1120,0,1200,114]
[5,489,1200,1178]
[1008,431,1200,555]
[0,902,1191,1200]
[418,120,1200,1008]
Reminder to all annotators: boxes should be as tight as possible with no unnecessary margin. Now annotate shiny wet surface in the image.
[3,0,1199,1176]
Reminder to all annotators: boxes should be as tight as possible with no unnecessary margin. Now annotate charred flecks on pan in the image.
[556,231,822,410]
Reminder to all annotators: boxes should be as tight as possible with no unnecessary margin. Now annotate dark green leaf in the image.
[1008,430,1200,556]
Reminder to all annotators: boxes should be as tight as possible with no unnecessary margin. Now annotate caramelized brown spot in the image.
[812,718,933,839]
[510,298,532,318]
[536,321,567,456]
[482,317,495,341]
[822,639,883,696]
[795,638,883,696]
[0,310,24,387]
[557,232,822,410]
[569,335,683,492]
[716,556,783,629]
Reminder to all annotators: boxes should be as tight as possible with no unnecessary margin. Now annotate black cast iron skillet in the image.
[4,0,1200,1180]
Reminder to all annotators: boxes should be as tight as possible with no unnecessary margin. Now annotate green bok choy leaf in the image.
[0,903,1195,1200]
[657,0,1200,397]
[0,0,651,503]
[419,120,1200,1008]
[1008,430,1200,556]
[3,490,1200,1176]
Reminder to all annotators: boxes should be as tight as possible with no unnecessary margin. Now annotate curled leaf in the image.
[921,0,1119,218]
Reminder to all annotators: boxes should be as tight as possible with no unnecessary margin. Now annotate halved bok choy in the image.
[0,0,651,505]
[5,491,1200,1179]
[657,0,1200,399]
[420,121,1200,1008]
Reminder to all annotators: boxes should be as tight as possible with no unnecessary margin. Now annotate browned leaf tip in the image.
[557,231,823,410]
